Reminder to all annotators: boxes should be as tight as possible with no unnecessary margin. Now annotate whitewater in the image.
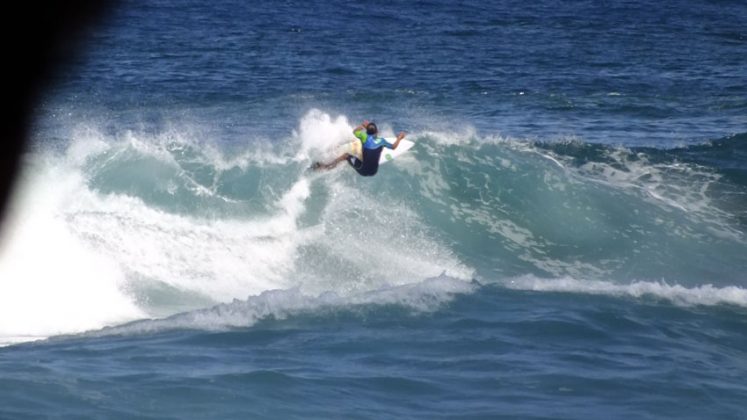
[2,109,745,346]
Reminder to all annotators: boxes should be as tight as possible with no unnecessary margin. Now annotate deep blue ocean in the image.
[1,0,746,418]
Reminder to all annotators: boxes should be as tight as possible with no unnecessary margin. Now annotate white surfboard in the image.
[338,137,415,164]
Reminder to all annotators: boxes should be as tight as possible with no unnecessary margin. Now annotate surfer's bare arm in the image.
[354,120,370,134]
[391,131,406,149]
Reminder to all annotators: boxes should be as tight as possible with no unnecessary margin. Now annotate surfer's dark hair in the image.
[366,122,377,135]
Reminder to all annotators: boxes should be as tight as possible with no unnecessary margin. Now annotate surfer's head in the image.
[366,122,378,135]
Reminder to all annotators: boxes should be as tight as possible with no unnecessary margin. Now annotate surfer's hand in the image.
[397,131,406,140]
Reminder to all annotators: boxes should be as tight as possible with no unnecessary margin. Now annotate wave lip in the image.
[504,276,747,308]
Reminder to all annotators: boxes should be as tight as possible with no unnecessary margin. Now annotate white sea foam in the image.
[6,111,741,345]
[1,112,477,345]
[293,109,356,161]
[299,168,475,295]
[0,135,312,345]
[96,274,476,336]
[0,161,144,345]
[504,276,747,308]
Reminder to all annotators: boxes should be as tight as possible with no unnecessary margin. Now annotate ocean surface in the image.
[2,0,747,418]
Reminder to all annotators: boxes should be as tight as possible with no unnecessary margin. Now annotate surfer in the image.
[312,120,406,176]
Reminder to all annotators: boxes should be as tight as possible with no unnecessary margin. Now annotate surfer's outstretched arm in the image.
[353,120,370,135]
[390,132,406,149]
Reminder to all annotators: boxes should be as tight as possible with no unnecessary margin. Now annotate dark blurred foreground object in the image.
[2,1,115,233]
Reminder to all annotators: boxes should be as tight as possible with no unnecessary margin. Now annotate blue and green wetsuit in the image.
[348,128,394,176]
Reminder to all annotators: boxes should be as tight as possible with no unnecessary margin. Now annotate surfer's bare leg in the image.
[313,153,351,171]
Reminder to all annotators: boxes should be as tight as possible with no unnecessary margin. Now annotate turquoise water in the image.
[1,0,746,418]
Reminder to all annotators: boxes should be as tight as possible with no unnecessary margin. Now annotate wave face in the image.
[402,131,747,284]
[1,110,746,344]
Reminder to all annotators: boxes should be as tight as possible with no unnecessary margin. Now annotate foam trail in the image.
[66,178,311,303]
[504,276,747,308]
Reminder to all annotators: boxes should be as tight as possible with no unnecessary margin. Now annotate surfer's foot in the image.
[311,161,338,171]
